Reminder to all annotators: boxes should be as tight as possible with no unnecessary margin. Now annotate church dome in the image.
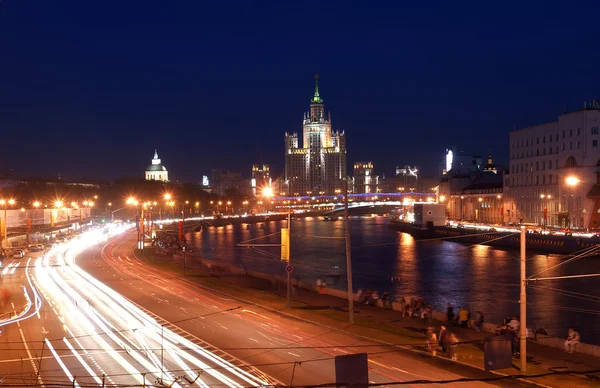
[146,164,167,172]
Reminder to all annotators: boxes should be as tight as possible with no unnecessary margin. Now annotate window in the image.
[543,136,546,143]
[536,161,539,171]
[569,142,573,150]
[537,137,540,144]
[537,149,540,156]
[593,140,599,148]
[542,175,546,184]
[548,147,552,154]
[577,128,581,135]
[542,161,545,170]
[562,144,566,151]
[549,174,552,184]
[569,129,573,137]
[577,140,581,149]
[592,127,599,135]
[536,176,539,185]
[562,131,566,138]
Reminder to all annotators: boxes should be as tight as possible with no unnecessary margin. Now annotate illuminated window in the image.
[592,127,599,135]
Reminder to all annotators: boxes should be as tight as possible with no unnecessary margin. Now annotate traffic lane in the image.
[60,256,272,388]
[80,247,505,387]
[90,245,505,387]
[81,239,500,387]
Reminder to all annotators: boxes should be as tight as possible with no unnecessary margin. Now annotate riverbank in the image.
[132,245,600,387]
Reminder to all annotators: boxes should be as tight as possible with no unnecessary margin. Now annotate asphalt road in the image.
[0,227,533,387]
[77,231,532,387]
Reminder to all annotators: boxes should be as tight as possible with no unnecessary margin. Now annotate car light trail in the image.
[27,224,272,387]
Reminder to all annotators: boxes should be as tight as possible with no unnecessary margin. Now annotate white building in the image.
[284,74,347,196]
[507,101,600,228]
[145,150,169,182]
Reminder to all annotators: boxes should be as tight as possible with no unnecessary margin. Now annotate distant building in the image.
[379,165,435,193]
[284,74,347,196]
[442,154,504,223]
[443,148,483,175]
[507,101,600,228]
[210,168,246,196]
[251,164,271,196]
[353,162,378,194]
[145,150,168,182]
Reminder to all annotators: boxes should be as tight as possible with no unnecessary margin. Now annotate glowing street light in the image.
[33,201,40,208]
[439,195,446,202]
[262,187,273,198]
[164,193,172,201]
[55,200,63,208]
[565,176,580,186]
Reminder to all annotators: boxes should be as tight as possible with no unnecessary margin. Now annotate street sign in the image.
[286,264,294,273]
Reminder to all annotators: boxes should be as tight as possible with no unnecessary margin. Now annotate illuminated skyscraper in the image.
[284,75,347,196]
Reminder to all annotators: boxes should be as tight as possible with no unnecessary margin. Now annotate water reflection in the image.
[186,216,600,344]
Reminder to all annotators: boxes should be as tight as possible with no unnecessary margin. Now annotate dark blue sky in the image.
[1,1,600,182]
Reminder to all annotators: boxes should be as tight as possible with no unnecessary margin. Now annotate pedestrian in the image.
[426,327,438,357]
[508,316,520,332]
[426,305,433,325]
[420,308,427,324]
[475,311,484,331]
[458,307,469,328]
[506,326,518,355]
[356,289,364,303]
[564,328,581,353]
[439,325,448,353]
[381,292,390,308]
[466,308,472,328]
[320,280,327,295]
[446,303,455,324]
[447,333,459,360]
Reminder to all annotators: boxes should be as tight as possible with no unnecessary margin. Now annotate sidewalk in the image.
[135,246,600,387]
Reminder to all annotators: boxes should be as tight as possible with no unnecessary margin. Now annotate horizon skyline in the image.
[2,1,600,182]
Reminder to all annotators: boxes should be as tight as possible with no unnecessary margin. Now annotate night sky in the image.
[1,1,600,183]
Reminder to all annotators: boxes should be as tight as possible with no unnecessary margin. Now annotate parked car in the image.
[28,244,42,252]
[12,249,25,258]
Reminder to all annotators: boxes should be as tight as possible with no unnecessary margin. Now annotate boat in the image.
[388,218,600,254]
[323,215,340,221]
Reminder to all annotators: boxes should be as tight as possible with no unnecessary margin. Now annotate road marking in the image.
[248,338,259,343]
[18,327,44,386]
[287,352,301,357]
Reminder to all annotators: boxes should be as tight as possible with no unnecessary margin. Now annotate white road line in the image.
[248,338,259,343]
[287,352,301,357]
[18,327,45,387]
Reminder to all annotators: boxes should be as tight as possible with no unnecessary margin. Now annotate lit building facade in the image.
[251,164,272,196]
[353,162,378,193]
[284,75,347,196]
[508,101,600,228]
[145,150,168,182]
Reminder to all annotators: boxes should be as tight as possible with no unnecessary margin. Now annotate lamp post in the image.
[540,194,551,228]
[0,198,15,250]
[565,176,580,228]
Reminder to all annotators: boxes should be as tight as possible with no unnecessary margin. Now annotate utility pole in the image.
[520,226,527,372]
[287,211,291,308]
[182,204,186,276]
[344,180,354,324]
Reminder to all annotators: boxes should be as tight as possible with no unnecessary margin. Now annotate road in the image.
[0,226,532,387]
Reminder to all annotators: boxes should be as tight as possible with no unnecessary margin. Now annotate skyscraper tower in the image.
[284,74,347,196]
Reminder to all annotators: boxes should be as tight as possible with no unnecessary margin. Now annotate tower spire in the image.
[154,149,159,159]
[311,73,323,104]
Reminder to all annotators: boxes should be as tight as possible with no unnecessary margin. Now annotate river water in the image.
[186,216,600,344]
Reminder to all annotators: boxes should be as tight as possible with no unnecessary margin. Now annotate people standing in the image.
[447,333,459,360]
[426,327,438,357]
[439,325,448,353]
[458,307,469,328]
[446,303,455,324]
[475,311,484,331]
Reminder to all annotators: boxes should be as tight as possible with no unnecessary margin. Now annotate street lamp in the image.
[565,176,580,228]
[540,194,552,228]
[0,198,15,250]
